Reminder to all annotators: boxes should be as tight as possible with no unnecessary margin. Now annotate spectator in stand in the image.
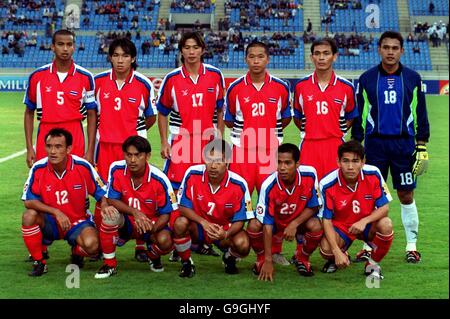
[428,1,435,14]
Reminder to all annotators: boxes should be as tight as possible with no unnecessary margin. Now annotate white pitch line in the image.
[0,149,27,163]
[0,124,88,164]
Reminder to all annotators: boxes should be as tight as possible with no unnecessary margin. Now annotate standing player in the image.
[293,38,357,180]
[224,41,291,195]
[21,128,107,276]
[248,143,322,281]
[157,31,225,192]
[224,41,291,265]
[319,140,394,279]
[173,139,254,277]
[95,136,177,279]
[157,31,225,258]
[24,29,97,167]
[93,38,157,262]
[351,31,430,263]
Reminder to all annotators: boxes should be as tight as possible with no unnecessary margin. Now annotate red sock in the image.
[42,245,48,253]
[93,202,102,229]
[271,233,283,254]
[297,230,323,262]
[247,230,264,255]
[99,222,118,265]
[174,236,192,261]
[135,239,146,251]
[73,245,89,257]
[22,225,44,262]
[147,243,171,259]
[371,232,394,263]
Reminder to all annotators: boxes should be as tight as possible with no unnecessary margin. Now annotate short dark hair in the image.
[278,143,300,163]
[311,38,338,55]
[203,139,232,161]
[378,31,404,48]
[179,31,206,63]
[52,29,75,44]
[245,41,269,57]
[108,37,138,70]
[122,135,151,154]
[338,140,365,160]
[45,128,73,147]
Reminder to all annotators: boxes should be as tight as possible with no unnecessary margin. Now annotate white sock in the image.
[401,200,419,251]
[406,242,417,252]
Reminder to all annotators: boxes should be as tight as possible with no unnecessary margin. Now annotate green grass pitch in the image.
[0,92,447,299]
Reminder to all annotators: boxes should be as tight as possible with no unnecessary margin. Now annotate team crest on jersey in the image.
[181,89,189,96]
[207,87,215,93]
[103,92,110,99]
[300,195,307,201]
[243,96,250,103]
[69,90,78,96]
[225,203,233,208]
[145,199,153,204]
[307,95,314,101]
[387,78,395,89]
[334,98,343,104]
[364,194,373,200]
[268,97,277,103]
[73,184,82,190]
[128,97,136,103]
[256,205,264,215]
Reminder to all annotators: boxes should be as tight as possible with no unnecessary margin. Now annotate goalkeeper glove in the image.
[412,144,429,176]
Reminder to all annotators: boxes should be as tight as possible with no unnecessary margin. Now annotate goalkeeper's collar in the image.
[378,62,403,76]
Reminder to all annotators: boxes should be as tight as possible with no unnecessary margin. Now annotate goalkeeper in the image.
[351,31,430,264]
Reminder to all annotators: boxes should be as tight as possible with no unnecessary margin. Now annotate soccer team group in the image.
[20,29,430,281]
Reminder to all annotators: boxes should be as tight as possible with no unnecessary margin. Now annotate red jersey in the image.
[22,154,106,224]
[224,72,291,149]
[178,165,254,226]
[293,71,357,140]
[106,161,178,219]
[319,165,392,231]
[255,165,321,229]
[23,61,97,123]
[94,69,156,143]
[156,63,225,137]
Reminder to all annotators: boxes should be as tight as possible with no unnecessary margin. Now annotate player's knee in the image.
[376,217,393,234]
[306,217,322,233]
[173,216,189,235]
[101,210,122,226]
[156,231,173,251]
[22,209,38,226]
[397,190,414,204]
[82,236,99,255]
[232,232,250,256]
[246,218,262,233]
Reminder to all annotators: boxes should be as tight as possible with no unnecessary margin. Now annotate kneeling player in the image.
[21,128,107,276]
[173,139,254,277]
[248,143,323,281]
[319,140,394,279]
[95,136,177,279]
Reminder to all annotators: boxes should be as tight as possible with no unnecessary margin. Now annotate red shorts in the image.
[299,138,343,180]
[36,121,85,161]
[164,135,211,190]
[229,146,277,194]
[95,142,123,182]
